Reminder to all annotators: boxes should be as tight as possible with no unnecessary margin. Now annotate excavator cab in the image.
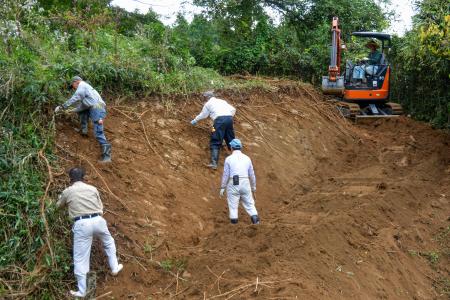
[344,33,390,99]
[322,18,403,118]
[344,32,391,91]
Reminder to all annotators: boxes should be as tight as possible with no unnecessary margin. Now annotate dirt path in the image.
[56,82,450,299]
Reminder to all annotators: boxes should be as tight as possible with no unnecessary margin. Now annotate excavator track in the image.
[336,102,361,118]
[335,101,403,121]
[385,102,403,115]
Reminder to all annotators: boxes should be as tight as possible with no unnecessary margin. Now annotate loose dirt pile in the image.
[55,81,450,299]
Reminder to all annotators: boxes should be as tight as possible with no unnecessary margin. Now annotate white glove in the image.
[252,187,256,193]
[219,188,225,197]
[54,106,62,113]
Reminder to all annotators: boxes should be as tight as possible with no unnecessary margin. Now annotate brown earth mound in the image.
[55,81,450,299]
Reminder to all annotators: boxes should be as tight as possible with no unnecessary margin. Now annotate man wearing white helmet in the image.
[219,138,260,224]
[190,91,236,170]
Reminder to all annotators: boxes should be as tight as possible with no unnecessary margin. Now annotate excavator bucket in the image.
[322,76,344,95]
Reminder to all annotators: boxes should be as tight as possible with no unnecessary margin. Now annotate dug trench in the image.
[55,81,450,299]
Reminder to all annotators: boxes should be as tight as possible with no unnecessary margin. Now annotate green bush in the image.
[389,0,449,128]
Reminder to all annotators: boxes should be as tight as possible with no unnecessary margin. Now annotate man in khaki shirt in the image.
[57,167,123,298]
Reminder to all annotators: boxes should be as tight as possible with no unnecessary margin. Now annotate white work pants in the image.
[365,65,378,76]
[352,65,365,79]
[72,216,119,295]
[226,178,258,219]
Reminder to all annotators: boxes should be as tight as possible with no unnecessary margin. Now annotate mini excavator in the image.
[322,17,403,118]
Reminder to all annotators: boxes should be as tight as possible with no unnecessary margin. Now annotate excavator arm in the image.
[322,17,345,95]
[328,17,341,82]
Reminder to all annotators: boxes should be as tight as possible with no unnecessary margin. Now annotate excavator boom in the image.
[322,17,345,95]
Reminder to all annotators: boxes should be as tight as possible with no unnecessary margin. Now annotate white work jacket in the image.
[193,97,236,122]
[221,150,256,189]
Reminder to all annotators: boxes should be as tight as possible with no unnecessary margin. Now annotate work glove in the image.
[54,106,63,113]
[219,188,225,197]
[190,120,197,126]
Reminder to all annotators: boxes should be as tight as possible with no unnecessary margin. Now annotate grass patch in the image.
[159,258,187,273]
[436,226,450,257]
[408,250,440,266]
[433,276,450,297]
[421,251,440,265]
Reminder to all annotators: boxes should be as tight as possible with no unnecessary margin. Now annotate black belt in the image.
[73,213,100,222]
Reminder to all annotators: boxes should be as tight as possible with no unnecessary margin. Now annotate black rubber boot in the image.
[99,143,112,163]
[230,218,238,224]
[207,148,220,170]
[250,215,260,224]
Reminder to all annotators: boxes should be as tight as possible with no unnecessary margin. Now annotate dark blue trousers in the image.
[210,116,235,150]
[78,107,109,145]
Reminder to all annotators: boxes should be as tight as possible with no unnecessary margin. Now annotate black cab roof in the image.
[351,32,391,41]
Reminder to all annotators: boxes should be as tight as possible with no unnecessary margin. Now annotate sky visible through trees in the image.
[111,0,415,35]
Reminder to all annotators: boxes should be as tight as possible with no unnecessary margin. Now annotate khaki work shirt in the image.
[57,181,103,219]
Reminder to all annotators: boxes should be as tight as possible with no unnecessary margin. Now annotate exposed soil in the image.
[55,81,450,299]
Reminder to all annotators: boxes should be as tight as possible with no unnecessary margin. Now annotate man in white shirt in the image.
[57,167,123,297]
[219,139,260,224]
[191,91,236,170]
[55,76,112,163]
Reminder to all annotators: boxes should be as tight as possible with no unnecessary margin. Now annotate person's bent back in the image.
[57,167,123,297]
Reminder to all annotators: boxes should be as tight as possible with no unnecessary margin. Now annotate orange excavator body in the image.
[322,17,403,118]
[344,66,390,101]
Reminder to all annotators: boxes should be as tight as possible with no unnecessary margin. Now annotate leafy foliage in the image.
[390,0,449,128]
[187,0,389,81]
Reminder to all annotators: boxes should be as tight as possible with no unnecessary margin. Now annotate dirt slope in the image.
[55,81,450,299]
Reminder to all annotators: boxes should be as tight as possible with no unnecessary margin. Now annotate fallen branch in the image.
[208,278,292,299]
[170,286,190,298]
[96,291,112,299]
[133,257,148,271]
[163,279,176,293]
[209,282,253,299]
[104,209,120,217]
[138,117,164,162]
[110,107,135,121]
[175,270,180,294]
[206,266,229,294]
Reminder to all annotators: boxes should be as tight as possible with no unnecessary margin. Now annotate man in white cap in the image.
[190,91,236,170]
[55,76,112,162]
[219,138,260,224]
[56,167,123,297]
